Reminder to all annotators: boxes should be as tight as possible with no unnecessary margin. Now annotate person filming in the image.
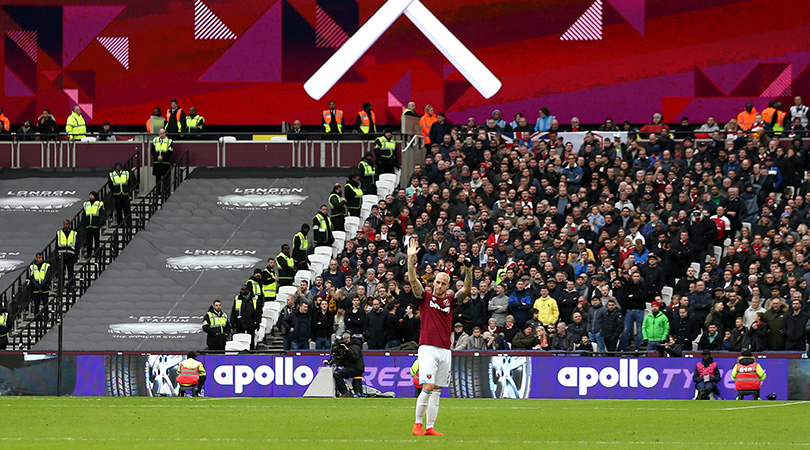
[330,332,365,397]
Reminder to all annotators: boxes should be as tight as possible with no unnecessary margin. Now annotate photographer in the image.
[331,332,365,397]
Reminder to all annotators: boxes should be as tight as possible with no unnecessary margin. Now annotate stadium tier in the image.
[35,168,345,351]
[0,174,104,293]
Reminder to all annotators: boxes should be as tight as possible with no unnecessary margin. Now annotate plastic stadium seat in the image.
[226,341,249,352]
[378,174,397,185]
[690,262,701,275]
[361,195,378,208]
[295,270,314,286]
[232,333,252,345]
[332,231,346,242]
[219,136,236,142]
[661,287,673,304]
[314,246,333,257]
[309,261,324,276]
[277,286,297,299]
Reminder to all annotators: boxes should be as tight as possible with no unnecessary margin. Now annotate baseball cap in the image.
[454,322,463,328]
[781,212,790,218]
[577,238,586,245]
[651,301,661,307]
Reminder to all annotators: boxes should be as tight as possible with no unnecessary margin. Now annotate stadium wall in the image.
[2,353,805,399]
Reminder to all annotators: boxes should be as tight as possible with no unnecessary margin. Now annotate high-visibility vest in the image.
[762,107,776,123]
[314,213,332,232]
[30,263,50,292]
[57,230,77,253]
[346,184,363,210]
[773,110,787,135]
[734,362,763,391]
[66,112,86,140]
[294,232,309,252]
[152,137,173,164]
[0,312,8,337]
[247,279,263,301]
[262,268,278,299]
[358,110,376,134]
[736,109,757,130]
[176,358,205,385]
[83,201,103,227]
[323,109,343,133]
[402,108,415,117]
[206,311,228,334]
[359,160,376,178]
[166,108,183,132]
[496,268,507,285]
[329,193,347,218]
[420,114,437,144]
[109,171,130,196]
[375,136,396,159]
[234,294,259,314]
[186,115,204,131]
[276,253,295,280]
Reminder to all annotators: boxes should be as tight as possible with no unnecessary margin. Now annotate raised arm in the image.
[455,259,473,303]
[407,239,424,298]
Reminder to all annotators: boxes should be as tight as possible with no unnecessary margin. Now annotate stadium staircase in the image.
[4,151,191,350]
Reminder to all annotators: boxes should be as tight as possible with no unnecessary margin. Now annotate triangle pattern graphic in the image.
[694,67,725,97]
[194,0,236,40]
[4,66,34,96]
[79,103,93,119]
[42,70,61,81]
[64,88,79,103]
[97,37,129,69]
[761,64,792,97]
[606,0,644,36]
[315,5,350,49]
[560,0,602,41]
[63,6,125,67]
[6,31,37,63]
[199,2,281,82]
[387,92,402,108]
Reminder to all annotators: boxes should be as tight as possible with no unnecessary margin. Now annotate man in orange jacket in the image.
[0,108,10,141]
[736,102,758,131]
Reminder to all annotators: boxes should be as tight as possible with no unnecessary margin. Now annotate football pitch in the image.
[3,397,808,449]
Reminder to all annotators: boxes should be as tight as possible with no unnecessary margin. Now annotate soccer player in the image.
[407,239,472,436]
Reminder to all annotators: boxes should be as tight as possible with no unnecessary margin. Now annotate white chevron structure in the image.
[194,0,236,40]
[6,30,37,63]
[97,36,129,69]
[560,0,602,41]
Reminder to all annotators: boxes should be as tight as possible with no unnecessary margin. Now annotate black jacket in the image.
[363,308,387,346]
[230,293,256,332]
[203,306,230,348]
[616,279,649,311]
[312,309,335,339]
[285,310,313,342]
[345,307,366,335]
[671,314,700,349]
[783,310,809,342]
[602,308,624,339]
[341,337,365,372]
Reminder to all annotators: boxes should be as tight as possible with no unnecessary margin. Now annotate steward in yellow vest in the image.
[202,299,230,350]
[355,102,376,135]
[292,224,310,271]
[65,106,86,140]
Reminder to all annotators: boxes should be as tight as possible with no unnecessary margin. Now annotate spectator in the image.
[642,301,670,351]
[312,299,334,350]
[782,299,809,351]
[98,121,115,141]
[763,298,788,350]
[36,109,58,140]
[285,301,312,350]
[363,299,386,349]
[16,119,35,141]
[511,323,537,350]
[550,322,574,351]
[463,326,487,351]
[698,323,722,351]
[451,322,470,350]
[532,285,559,327]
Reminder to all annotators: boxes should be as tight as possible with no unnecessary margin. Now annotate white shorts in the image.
[418,345,451,387]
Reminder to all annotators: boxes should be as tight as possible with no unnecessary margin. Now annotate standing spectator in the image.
[532,285,558,327]
[165,99,186,139]
[278,295,297,350]
[65,105,86,140]
[0,108,9,140]
[108,162,132,230]
[36,109,58,140]
[586,297,606,352]
[602,298,623,352]
[616,272,649,351]
[782,299,808,351]
[384,301,402,349]
[16,119,35,141]
[487,283,509,326]
[642,301,670,351]
[689,281,713,327]
[749,312,769,352]
[419,105,437,145]
[322,100,344,136]
[345,297,366,336]
[763,298,788,350]
[202,299,230,351]
[28,252,52,331]
[285,302,312,350]
[363,298,386,349]
[312,299,334,350]
[150,128,173,199]
[428,113,452,149]
[81,191,104,258]
[671,307,700,351]
[789,95,808,128]
[231,284,259,349]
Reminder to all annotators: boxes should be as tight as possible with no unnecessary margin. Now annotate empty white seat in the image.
[295,270,314,285]
[394,168,401,185]
[219,136,236,142]
[332,230,346,242]
[344,216,360,230]
[310,261,325,276]
[232,333,252,345]
[690,262,701,275]
[661,286,673,304]
[277,286,297,299]
[314,246,333,256]
[379,174,397,185]
[81,137,97,142]
[225,341,249,352]
[361,195,378,207]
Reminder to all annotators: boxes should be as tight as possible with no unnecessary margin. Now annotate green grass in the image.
[2,397,809,449]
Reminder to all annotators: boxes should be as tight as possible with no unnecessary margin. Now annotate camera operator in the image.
[331,332,365,397]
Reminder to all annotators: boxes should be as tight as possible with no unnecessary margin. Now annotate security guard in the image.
[176,351,206,396]
[82,191,105,258]
[56,219,77,286]
[328,183,347,232]
[108,162,131,229]
[374,128,398,175]
[344,174,363,217]
[185,106,205,140]
[276,245,296,287]
[246,269,265,319]
[165,99,186,139]
[0,303,11,350]
[313,204,334,246]
[202,299,230,351]
[322,100,344,136]
[230,284,258,349]
[292,224,310,271]
[65,105,86,140]
[28,252,52,332]
[355,102,376,135]
[358,151,377,195]
[261,258,279,303]
[151,128,173,199]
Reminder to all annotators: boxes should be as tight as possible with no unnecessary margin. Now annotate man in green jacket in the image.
[642,301,670,351]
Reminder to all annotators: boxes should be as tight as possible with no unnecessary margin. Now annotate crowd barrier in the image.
[2,352,805,399]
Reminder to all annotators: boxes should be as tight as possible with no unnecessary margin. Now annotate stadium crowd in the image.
[228,96,810,356]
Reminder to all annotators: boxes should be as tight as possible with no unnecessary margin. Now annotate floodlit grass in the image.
[1,397,808,449]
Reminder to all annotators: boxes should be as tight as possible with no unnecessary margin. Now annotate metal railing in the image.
[10,151,190,350]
